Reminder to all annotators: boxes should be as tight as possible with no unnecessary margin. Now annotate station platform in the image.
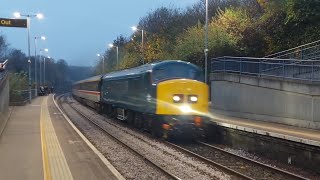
[0,95,123,180]
[209,109,320,147]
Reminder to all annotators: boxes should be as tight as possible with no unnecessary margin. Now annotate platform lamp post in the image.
[131,26,144,64]
[14,12,44,103]
[204,0,209,84]
[109,44,119,70]
[43,49,49,85]
[39,48,48,86]
[44,56,50,85]
[34,36,46,96]
[97,53,105,74]
[39,49,42,86]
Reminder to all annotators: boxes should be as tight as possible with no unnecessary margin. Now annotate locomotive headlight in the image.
[173,95,181,102]
[190,96,198,102]
[180,105,192,113]
[173,94,183,103]
[188,95,198,103]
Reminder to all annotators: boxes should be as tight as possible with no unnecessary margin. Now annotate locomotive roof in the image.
[73,75,102,85]
[102,60,198,80]
[73,60,200,84]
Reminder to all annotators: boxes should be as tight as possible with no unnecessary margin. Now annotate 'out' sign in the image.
[0,18,27,28]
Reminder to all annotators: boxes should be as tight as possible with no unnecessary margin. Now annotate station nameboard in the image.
[0,18,27,28]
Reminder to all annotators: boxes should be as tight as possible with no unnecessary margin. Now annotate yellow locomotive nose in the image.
[156,79,209,115]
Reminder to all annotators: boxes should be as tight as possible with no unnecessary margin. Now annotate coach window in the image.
[89,82,97,91]
[84,83,89,91]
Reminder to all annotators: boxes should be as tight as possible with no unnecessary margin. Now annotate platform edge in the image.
[52,94,125,180]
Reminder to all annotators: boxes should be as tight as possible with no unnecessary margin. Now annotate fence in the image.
[211,56,320,82]
[0,71,8,97]
[0,71,7,81]
[9,89,37,106]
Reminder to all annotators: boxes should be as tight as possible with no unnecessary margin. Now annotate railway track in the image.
[168,141,308,180]
[58,94,310,180]
[57,95,181,180]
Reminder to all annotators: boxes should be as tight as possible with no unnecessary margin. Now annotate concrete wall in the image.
[210,73,320,130]
[0,73,9,135]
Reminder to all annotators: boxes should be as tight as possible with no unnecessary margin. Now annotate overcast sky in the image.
[0,0,198,66]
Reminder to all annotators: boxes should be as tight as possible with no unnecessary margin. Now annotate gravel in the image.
[66,95,234,180]
[222,146,320,180]
[177,142,294,180]
[59,96,170,180]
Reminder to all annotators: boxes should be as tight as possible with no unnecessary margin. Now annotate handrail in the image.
[216,56,320,62]
[264,40,320,58]
[0,71,8,85]
[211,56,320,82]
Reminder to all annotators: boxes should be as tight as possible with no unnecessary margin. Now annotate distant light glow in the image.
[36,13,44,19]
[131,26,138,31]
[47,56,51,58]
[41,36,46,40]
[13,12,21,18]
[44,48,49,52]
[180,105,192,113]
[97,53,100,57]
[109,43,114,48]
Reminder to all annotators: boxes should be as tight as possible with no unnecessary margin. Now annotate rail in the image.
[211,56,320,82]
[60,95,181,180]
[196,141,308,180]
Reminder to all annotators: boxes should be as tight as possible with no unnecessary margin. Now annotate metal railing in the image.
[0,71,7,81]
[211,56,320,82]
[0,71,8,94]
[9,89,37,106]
[265,40,320,60]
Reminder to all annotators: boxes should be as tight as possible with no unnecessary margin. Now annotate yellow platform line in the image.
[41,109,51,180]
[40,96,73,180]
[52,95,125,180]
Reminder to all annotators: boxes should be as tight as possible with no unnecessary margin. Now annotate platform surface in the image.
[0,95,121,180]
[209,109,320,147]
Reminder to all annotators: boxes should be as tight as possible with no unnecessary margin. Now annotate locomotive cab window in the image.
[152,63,204,83]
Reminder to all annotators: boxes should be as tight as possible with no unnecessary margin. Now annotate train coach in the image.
[73,60,209,138]
[72,75,102,110]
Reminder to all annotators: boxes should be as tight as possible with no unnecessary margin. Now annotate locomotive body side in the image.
[100,60,209,138]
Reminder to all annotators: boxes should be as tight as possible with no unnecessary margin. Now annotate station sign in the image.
[0,18,27,28]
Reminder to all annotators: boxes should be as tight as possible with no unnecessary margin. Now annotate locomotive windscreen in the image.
[152,63,204,83]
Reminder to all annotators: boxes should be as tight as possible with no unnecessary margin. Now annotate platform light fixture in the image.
[109,43,119,69]
[34,35,46,96]
[131,25,144,64]
[97,53,105,74]
[13,11,44,103]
